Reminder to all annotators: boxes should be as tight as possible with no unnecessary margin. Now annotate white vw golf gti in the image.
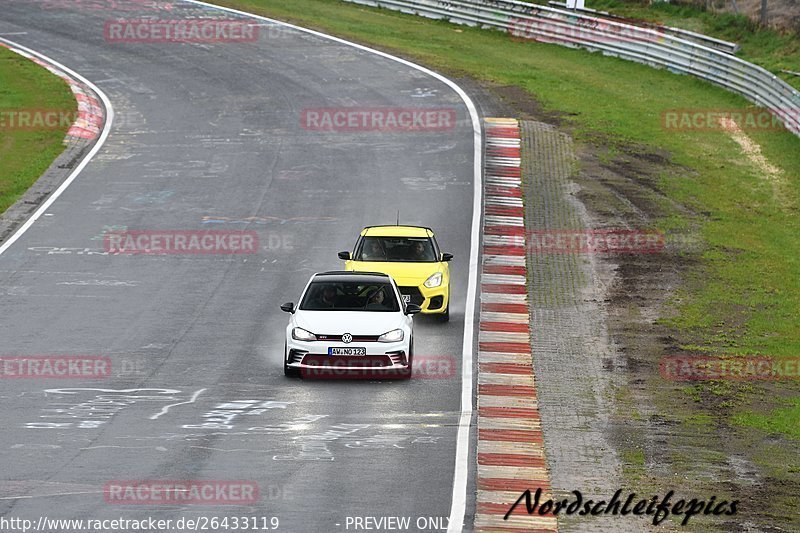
[281,271,420,378]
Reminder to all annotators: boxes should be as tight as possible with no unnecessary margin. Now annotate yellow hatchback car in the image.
[338,226,453,321]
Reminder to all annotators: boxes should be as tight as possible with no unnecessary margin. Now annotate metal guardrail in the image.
[344,0,800,136]
[546,1,740,54]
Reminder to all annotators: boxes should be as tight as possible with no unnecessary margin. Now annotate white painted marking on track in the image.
[150,388,207,420]
[485,197,523,206]
[479,395,538,409]
[185,446,282,453]
[480,293,528,303]
[480,311,529,323]
[483,255,526,267]
[477,373,535,388]
[479,331,530,343]
[3,7,480,529]
[44,388,180,395]
[483,234,526,246]
[83,445,168,451]
[478,352,533,364]
[478,417,539,430]
[485,215,524,226]
[178,1,483,527]
[477,440,545,455]
[481,273,527,285]
[0,491,102,501]
[0,38,113,256]
[485,177,521,185]
[486,139,521,145]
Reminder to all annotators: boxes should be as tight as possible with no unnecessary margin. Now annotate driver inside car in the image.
[410,241,428,261]
[310,285,338,308]
[365,287,388,310]
[361,240,385,261]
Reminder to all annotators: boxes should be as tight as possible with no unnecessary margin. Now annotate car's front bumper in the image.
[398,284,449,314]
[286,338,411,377]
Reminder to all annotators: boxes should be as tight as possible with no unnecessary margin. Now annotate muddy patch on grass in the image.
[573,131,799,531]
[470,78,800,531]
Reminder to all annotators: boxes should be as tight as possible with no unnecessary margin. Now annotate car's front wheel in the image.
[402,338,414,379]
[438,303,450,323]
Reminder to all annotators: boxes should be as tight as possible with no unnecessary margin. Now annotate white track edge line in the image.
[178,3,483,530]
[0,38,114,257]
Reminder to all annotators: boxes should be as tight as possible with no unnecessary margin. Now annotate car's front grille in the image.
[315,334,380,342]
[387,351,407,366]
[288,350,306,364]
[398,286,424,306]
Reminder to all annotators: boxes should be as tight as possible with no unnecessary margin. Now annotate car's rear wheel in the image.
[283,343,299,378]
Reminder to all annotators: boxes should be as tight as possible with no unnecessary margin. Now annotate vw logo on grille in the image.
[341,333,353,344]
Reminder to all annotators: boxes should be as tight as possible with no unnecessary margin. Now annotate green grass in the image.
[0,46,75,214]
[735,398,800,440]
[209,0,800,438]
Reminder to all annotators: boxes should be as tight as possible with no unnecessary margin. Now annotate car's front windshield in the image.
[299,281,400,311]
[355,236,437,262]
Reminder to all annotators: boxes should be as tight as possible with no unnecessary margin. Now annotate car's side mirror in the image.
[405,304,422,315]
[441,252,453,262]
[338,251,351,260]
[280,302,295,313]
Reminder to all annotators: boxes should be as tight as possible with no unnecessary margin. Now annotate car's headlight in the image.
[292,327,316,341]
[378,329,404,343]
[424,272,443,288]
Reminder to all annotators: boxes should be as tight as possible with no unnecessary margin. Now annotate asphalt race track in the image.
[0,2,479,531]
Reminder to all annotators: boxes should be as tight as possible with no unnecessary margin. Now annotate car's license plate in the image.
[328,347,366,356]
[402,295,411,303]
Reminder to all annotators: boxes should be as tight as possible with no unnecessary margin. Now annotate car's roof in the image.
[361,225,433,238]
[313,271,392,283]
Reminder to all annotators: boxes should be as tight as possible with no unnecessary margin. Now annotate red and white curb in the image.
[0,43,103,141]
[475,118,557,532]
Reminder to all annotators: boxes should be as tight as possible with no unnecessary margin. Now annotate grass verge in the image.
[0,45,75,214]
[734,398,800,440]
